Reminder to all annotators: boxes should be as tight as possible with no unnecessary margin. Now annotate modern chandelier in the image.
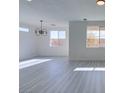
[96,0,105,6]
[35,20,47,36]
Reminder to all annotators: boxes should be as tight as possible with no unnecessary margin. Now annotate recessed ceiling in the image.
[19,0,105,28]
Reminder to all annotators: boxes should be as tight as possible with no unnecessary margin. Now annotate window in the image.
[50,31,66,47]
[19,27,29,32]
[87,26,105,48]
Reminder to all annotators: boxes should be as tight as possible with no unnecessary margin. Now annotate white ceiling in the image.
[19,0,105,28]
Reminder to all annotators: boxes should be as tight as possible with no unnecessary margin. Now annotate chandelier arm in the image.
[40,20,43,31]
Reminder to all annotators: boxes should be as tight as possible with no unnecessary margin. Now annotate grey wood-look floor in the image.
[19,57,105,93]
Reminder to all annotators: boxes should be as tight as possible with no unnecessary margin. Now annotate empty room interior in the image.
[19,0,105,93]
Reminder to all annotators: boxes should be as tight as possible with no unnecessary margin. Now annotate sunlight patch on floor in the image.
[74,67,105,71]
[94,67,105,71]
[74,67,94,71]
[19,59,52,69]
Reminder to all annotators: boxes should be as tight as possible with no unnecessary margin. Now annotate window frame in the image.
[19,27,29,32]
[86,26,105,48]
[49,31,66,47]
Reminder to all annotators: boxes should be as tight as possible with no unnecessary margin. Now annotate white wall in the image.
[19,23,39,61]
[37,27,69,57]
[19,23,69,61]
[69,21,105,61]
[20,21,104,61]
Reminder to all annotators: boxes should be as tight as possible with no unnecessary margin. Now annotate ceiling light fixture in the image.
[83,18,87,21]
[51,24,56,26]
[35,20,47,36]
[96,0,105,6]
[27,0,32,2]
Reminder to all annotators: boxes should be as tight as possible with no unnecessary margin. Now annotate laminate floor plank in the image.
[20,57,105,93]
